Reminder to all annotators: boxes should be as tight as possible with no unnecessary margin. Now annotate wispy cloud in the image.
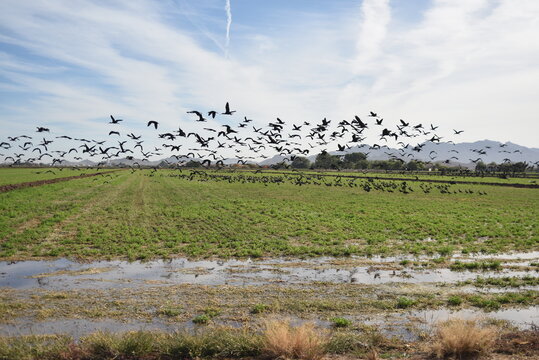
[225,0,232,57]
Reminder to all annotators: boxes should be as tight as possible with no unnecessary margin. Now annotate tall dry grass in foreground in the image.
[429,318,498,359]
[263,319,328,360]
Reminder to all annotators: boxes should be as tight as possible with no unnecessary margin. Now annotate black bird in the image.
[369,111,378,117]
[127,133,141,140]
[147,120,158,129]
[208,110,217,118]
[187,111,206,122]
[176,127,187,137]
[109,131,120,136]
[109,115,123,124]
[224,124,239,134]
[453,129,464,134]
[222,102,235,115]
[36,127,50,132]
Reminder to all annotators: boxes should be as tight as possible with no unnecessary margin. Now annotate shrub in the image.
[263,319,328,360]
[428,319,498,359]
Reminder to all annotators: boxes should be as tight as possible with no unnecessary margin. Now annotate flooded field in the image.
[1,252,537,341]
[2,252,538,290]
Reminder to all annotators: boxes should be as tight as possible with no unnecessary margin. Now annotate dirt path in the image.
[0,170,121,193]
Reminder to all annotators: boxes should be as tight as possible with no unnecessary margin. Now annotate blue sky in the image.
[0,0,538,156]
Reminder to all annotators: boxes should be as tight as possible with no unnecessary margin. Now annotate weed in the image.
[447,295,463,306]
[331,317,352,328]
[251,303,269,314]
[396,297,415,309]
[330,317,352,328]
[450,260,502,271]
[156,306,182,317]
[192,314,210,324]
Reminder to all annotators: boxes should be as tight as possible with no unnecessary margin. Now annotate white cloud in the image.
[0,0,538,156]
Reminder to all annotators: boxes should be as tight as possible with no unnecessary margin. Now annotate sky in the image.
[0,0,538,158]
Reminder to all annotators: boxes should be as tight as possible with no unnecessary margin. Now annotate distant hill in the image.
[258,140,539,168]
[53,140,538,168]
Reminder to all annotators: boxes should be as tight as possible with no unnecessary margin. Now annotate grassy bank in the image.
[1,319,537,360]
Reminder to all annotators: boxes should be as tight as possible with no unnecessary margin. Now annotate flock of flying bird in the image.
[0,102,534,173]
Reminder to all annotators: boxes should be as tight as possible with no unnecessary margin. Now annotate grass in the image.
[0,169,537,260]
[0,322,327,360]
[459,275,539,288]
[262,319,327,360]
[251,304,269,314]
[330,317,352,328]
[396,297,416,309]
[447,295,463,307]
[449,260,502,271]
[428,319,498,359]
[1,320,536,360]
[3,281,536,328]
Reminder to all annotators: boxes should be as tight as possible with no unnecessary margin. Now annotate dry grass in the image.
[429,318,499,359]
[365,348,380,360]
[263,319,328,360]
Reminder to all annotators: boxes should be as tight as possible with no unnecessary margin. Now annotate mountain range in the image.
[55,140,539,168]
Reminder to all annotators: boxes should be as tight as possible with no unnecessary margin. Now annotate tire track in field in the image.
[0,170,120,193]
[39,173,137,247]
[0,176,120,245]
[0,173,133,257]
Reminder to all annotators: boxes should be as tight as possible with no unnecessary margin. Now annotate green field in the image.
[1,168,537,260]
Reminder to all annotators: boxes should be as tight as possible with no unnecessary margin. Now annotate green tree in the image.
[406,160,424,171]
[291,156,311,169]
[475,161,487,172]
[185,160,201,168]
[314,152,341,169]
[342,152,367,168]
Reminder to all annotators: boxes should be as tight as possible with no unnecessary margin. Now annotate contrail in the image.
[225,0,232,56]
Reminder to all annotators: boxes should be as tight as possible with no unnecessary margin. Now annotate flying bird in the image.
[222,102,236,115]
[109,115,123,124]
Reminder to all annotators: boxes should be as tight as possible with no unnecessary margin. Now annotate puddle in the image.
[362,306,539,342]
[408,306,539,329]
[0,318,180,339]
[2,307,537,341]
[1,253,537,341]
[0,254,537,290]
